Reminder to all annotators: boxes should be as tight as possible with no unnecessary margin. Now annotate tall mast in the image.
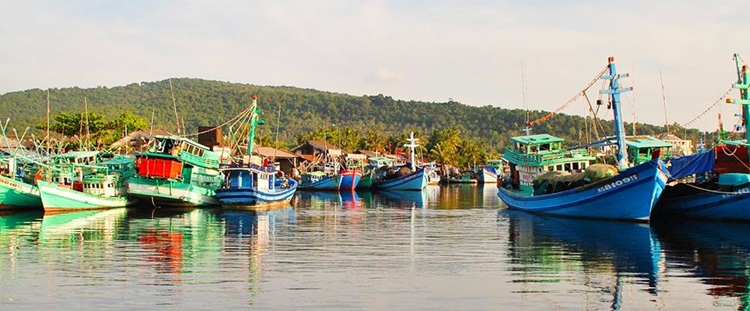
[728,53,750,163]
[246,96,264,158]
[600,57,633,170]
[404,132,419,171]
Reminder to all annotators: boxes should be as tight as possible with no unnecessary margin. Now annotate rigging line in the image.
[179,104,255,138]
[169,79,180,135]
[659,69,670,133]
[682,88,733,127]
[526,65,609,126]
[582,92,601,140]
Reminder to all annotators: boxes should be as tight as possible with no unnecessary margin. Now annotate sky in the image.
[1,0,748,132]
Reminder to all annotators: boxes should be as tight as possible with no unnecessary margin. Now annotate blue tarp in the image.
[668,149,715,180]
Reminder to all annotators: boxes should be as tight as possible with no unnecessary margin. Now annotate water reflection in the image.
[654,220,750,309]
[376,190,428,209]
[39,208,127,244]
[502,210,662,309]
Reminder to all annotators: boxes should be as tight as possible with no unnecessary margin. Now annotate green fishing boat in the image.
[37,157,135,213]
[128,136,223,208]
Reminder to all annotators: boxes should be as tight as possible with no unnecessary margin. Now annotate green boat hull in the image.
[37,180,130,213]
[356,172,374,190]
[128,176,219,208]
[0,175,42,210]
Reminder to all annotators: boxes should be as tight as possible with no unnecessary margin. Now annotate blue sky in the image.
[1,0,748,132]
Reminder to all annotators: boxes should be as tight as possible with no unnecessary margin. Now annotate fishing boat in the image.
[37,156,135,213]
[652,54,750,221]
[498,57,669,221]
[216,96,298,210]
[419,162,442,185]
[128,135,223,208]
[476,159,504,184]
[357,156,395,190]
[447,170,478,184]
[0,145,49,210]
[298,168,363,191]
[373,132,428,191]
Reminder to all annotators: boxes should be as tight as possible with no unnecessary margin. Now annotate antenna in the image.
[659,69,670,134]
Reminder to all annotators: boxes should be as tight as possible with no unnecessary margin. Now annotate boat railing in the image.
[504,149,591,165]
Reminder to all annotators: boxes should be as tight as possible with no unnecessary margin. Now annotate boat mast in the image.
[729,53,750,163]
[246,96,263,158]
[600,57,633,170]
[404,132,419,171]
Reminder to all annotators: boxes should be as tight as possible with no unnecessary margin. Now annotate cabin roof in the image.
[510,134,564,145]
[626,136,673,149]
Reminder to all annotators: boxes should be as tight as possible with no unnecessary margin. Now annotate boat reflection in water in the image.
[653,220,750,309]
[220,206,297,296]
[39,208,127,244]
[296,191,360,210]
[128,208,225,283]
[376,190,428,209]
[502,210,662,308]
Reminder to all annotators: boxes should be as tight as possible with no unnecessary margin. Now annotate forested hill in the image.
[0,78,701,151]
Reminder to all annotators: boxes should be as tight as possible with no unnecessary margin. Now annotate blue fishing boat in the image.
[298,168,362,191]
[653,54,750,221]
[498,57,669,221]
[215,96,298,210]
[373,132,428,191]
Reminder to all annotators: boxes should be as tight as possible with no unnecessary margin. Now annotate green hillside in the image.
[0,78,703,162]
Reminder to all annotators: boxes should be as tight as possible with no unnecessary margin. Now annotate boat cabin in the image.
[221,163,279,192]
[625,136,672,165]
[503,134,596,194]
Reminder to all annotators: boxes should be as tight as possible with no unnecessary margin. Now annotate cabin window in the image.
[539,144,550,152]
[556,164,563,171]
[546,166,553,172]
[572,162,580,171]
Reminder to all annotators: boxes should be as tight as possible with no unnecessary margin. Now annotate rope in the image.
[526,65,609,126]
[682,182,748,195]
[681,88,733,128]
[178,103,256,138]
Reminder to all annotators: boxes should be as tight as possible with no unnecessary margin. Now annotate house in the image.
[253,146,299,175]
[658,133,694,156]
[290,140,342,160]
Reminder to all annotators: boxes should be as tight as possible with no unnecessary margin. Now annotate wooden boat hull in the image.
[216,179,298,207]
[375,169,427,191]
[128,176,219,208]
[498,160,668,221]
[653,181,750,220]
[298,175,338,190]
[37,180,130,213]
[0,175,41,210]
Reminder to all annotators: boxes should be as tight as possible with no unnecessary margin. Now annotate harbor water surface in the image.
[1,185,749,310]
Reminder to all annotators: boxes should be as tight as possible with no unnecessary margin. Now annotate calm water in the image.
[1,185,750,310]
